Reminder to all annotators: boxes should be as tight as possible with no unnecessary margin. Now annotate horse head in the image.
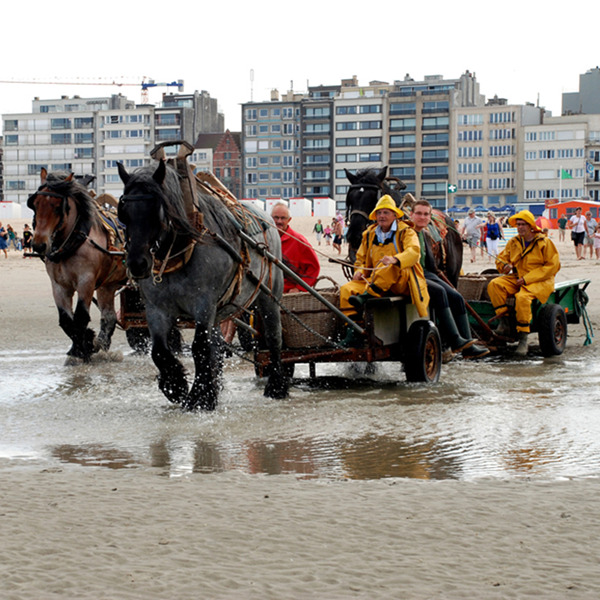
[28,169,78,256]
[118,159,198,280]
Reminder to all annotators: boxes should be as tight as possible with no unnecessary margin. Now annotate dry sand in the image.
[1,218,600,599]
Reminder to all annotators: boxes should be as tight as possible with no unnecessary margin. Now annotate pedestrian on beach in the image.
[485,213,503,261]
[6,225,19,251]
[557,214,568,242]
[312,219,324,246]
[323,224,332,246]
[584,211,597,259]
[461,208,484,263]
[22,224,33,256]
[0,222,8,258]
[332,218,344,255]
[567,207,586,260]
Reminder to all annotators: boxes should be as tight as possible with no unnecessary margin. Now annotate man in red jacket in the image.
[271,203,320,293]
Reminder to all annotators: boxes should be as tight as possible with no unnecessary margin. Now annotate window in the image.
[246,109,257,120]
[336,106,357,115]
[74,148,93,159]
[336,122,357,131]
[359,121,381,130]
[390,134,416,146]
[305,123,330,133]
[525,151,537,160]
[4,119,18,131]
[282,107,293,119]
[271,124,281,133]
[458,163,482,174]
[74,132,93,144]
[423,166,449,177]
[259,109,268,118]
[4,134,18,145]
[457,146,482,158]
[423,101,449,112]
[390,150,416,163]
[259,125,269,133]
[390,118,416,130]
[422,133,448,146]
[458,130,483,141]
[336,138,357,147]
[246,157,257,168]
[359,104,381,114]
[422,149,448,161]
[489,112,515,123]
[360,137,381,146]
[51,118,71,130]
[107,130,122,139]
[283,123,294,134]
[74,117,93,129]
[51,133,71,144]
[305,106,331,117]
[525,132,537,141]
[457,114,483,125]
[422,116,449,129]
[28,164,48,175]
[390,102,416,115]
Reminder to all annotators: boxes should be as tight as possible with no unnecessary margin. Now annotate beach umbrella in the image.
[536,216,551,229]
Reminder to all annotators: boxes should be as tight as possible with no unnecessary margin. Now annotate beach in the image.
[1,218,600,599]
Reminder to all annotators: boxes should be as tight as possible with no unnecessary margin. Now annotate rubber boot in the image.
[515,332,529,357]
[437,307,474,352]
[462,343,490,359]
[455,311,490,358]
[341,325,364,348]
[348,292,373,313]
[495,316,511,337]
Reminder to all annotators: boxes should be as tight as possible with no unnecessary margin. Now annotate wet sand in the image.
[1,219,600,599]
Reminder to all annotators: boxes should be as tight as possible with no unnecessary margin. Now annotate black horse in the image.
[117,159,289,410]
[344,166,463,286]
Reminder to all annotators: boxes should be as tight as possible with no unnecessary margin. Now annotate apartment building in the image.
[241,90,303,200]
[242,72,485,210]
[523,114,600,203]
[2,91,224,214]
[452,99,544,209]
[195,130,242,200]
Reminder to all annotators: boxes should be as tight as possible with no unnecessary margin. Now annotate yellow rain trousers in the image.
[340,222,430,317]
[487,234,561,332]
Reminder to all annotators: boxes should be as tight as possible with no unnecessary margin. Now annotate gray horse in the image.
[117,159,289,410]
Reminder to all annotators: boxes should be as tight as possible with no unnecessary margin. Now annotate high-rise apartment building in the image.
[523,114,600,203]
[2,91,224,214]
[242,72,485,210]
[453,99,544,209]
[241,90,303,200]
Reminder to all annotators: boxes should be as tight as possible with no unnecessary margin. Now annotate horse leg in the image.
[184,324,224,411]
[52,285,95,360]
[94,287,118,352]
[255,294,289,399]
[148,311,188,405]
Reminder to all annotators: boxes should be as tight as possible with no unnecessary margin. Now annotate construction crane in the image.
[0,77,184,104]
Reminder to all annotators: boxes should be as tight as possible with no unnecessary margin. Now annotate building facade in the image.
[2,91,224,214]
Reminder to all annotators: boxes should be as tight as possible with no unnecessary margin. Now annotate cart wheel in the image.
[537,303,567,357]
[125,327,151,353]
[404,320,442,383]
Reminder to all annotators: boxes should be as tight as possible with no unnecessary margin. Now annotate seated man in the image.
[411,199,489,359]
[271,202,320,293]
[488,209,561,356]
[339,195,429,345]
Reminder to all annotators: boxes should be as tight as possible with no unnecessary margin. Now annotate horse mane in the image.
[44,171,99,225]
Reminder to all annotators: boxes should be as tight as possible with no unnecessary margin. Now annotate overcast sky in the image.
[1,1,594,130]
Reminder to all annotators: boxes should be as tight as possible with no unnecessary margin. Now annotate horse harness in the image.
[27,184,126,286]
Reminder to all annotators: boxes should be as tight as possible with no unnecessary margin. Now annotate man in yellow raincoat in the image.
[339,195,429,345]
[487,209,560,356]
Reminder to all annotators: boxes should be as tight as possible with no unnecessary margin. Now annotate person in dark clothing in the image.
[411,199,489,359]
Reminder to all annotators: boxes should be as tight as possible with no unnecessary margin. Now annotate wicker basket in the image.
[457,275,487,301]
[280,276,341,348]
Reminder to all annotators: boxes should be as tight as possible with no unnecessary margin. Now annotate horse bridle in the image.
[27,185,71,231]
[346,182,382,222]
[118,192,171,255]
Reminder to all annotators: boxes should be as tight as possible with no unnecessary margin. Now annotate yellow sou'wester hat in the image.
[368,195,404,220]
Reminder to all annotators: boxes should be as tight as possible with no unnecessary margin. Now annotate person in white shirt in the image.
[567,207,586,260]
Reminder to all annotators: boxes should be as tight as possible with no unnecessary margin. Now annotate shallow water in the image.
[2,331,600,481]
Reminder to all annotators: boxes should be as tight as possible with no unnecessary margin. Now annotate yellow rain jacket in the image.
[488,233,561,331]
[340,221,430,317]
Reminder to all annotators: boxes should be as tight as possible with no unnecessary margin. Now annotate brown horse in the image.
[28,169,127,361]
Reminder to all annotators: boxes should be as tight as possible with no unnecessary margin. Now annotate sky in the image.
[0,1,595,131]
